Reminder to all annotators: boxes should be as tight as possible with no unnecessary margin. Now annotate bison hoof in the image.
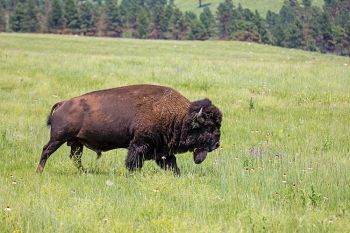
[174,169,181,177]
[79,167,87,174]
[36,165,44,173]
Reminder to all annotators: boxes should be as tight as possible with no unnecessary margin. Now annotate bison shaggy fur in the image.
[36,84,222,175]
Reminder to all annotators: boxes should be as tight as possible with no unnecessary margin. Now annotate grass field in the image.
[0,33,350,232]
[176,0,324,15]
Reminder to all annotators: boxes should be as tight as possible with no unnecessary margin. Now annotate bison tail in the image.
[47,101,64,126]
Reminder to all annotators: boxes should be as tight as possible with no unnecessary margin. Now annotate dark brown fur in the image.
[37,84,222,175]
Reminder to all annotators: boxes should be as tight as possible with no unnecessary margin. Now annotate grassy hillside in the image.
[176,0,324,15]
[1,33,350,232]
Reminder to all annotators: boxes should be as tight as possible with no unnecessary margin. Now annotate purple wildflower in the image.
[259,144,263,156]
[249,145,255,157]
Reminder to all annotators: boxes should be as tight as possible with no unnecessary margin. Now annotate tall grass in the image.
[0,33,349,232]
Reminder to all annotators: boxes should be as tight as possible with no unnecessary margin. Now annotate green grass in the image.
[1,33,350,232]
[176,0,324,16]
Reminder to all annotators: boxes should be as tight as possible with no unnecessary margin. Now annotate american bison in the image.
[36,84,222,175]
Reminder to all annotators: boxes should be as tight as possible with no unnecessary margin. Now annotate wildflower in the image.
[259,144,263,156]
[4,206,11,213]
[105,180,113,186]
[249,145,255,157]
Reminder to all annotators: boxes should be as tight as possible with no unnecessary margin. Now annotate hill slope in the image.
[0,34,349,232]
[176,0,324,15]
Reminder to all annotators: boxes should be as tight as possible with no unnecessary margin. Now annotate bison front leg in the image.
[125,139,147,172]
[156,155,180,176]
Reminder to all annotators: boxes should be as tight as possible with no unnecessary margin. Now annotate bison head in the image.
[182,99,222,164]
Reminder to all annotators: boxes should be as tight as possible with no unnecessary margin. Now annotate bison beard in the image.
[36,85,222,176]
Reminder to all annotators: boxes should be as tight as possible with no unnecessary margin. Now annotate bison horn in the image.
[196,107,205,123]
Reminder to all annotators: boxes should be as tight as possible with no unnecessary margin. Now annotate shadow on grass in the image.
[53,167,117,176]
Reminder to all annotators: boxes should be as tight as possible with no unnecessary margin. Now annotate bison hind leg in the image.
[69,141,85,173]
[36,140,65,173]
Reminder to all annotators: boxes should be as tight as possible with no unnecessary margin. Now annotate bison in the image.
[36,84,222,175]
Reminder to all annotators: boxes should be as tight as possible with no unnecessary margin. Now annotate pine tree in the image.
[9,2,25,31]
[24,0,39,32]
[64,0,80,31]
[147,1,167,39]
[302,0,312,7]
[136,8,149,39]
[282,20,304,48]
[79,0,96,35]
[317,12,335,52]
[120,0,139,35]
[343,21,350,56]
[289,0,298,7]
[164,1,174,33]
[301,4,322,51]
[184,11,206,40]
[191,20,207,40]
[266,10,280,44]
[252,10,271,43]
[169,7,186,39]
[323,0,350,27]
[9,1,38,32]
[0,5,5,31]
[96,9,107,36]
[200,6,215,38]
[279,5,297,25]
[216,0,234,39]
[274,25,286,46]
[48,0,64,30]
[104,0,123,37]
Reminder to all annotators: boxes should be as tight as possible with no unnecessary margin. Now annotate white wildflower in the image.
[105,180,113,186]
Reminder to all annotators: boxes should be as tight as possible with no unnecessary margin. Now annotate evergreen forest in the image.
[1,0,349,56]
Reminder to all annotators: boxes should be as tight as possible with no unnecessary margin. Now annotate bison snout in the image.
[193,149,208,164]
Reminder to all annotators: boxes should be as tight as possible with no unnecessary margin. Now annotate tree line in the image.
[0,0,349,56]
